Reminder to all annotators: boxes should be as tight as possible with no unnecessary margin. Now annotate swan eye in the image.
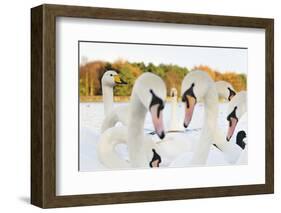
[110,74,113,77]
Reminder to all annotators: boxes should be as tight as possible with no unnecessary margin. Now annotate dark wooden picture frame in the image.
[31,4,274,208]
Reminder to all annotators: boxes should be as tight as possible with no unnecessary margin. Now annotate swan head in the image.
[236,130,247,150]
[132,72,167,139]
[181,70,214,128]
[170,88,178,98]
[226,91,247,141]
[215,81,236,101]
[101,70,126,87]
[149,149,162,168]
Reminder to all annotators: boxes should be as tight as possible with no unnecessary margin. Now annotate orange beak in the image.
[226,117,238,141]
[183,95,196,128]
[150,104,165,139]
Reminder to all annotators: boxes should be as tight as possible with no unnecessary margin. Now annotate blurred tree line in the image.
[192,65,247,92]
[79,60,247,97]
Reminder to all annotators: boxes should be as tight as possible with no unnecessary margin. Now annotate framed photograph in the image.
[31,4,274,208]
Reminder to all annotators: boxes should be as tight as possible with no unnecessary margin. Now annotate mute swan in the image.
[212,81,247,165]
[180,70,219,165]
[236,130,248,164]
[98,72,167,168]
[160,77,246,166]
[168,88,185,132]
[101,85,183,134]
[163,80,246,167]
[169,75,246,166]
[236,130,247,150]
[99,77,191,169]
[213,91,247,164]
[98,126,161,169]
[225,92,248,163]
[226,91,247,141]
[153,81,236,165]
[215,81,236,101]
[168,71,223,167]
[128,72,167,167]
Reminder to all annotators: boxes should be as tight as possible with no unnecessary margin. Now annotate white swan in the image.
[170,78,245,166]
[215,81,236,102]
[101,83,183,134]
[101,105,129,133]
[98,126,159,169]
[98,72,247,168]
[234,122,248,164]
[98,72,167,168]
[100,71,129,133]
[226,91,247,141]
[168,71,223,167]
[224,91,248,164]
[161,80,246,167]
[168,88,184,132]
[179,70,219,165]
[213,91,247,164]
[152,78,245,167]
[151,81,235,165]
[99,76,191,169]
[236,128,248,164]
[101,70,126,116]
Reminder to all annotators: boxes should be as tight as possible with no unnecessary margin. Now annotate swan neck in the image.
[204,88,219,133]
[128,94,146,139]
[102,84,113,115]
[127,94,147,167]
[191,85,218,164]
[171,97,177,118]
[169,96,179,130]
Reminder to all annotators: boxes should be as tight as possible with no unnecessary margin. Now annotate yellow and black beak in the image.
[114,75,127,85]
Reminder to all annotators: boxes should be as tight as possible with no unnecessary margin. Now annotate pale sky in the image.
[79,41,247,74]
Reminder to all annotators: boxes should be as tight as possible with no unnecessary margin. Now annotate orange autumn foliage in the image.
[192,65,247,92]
